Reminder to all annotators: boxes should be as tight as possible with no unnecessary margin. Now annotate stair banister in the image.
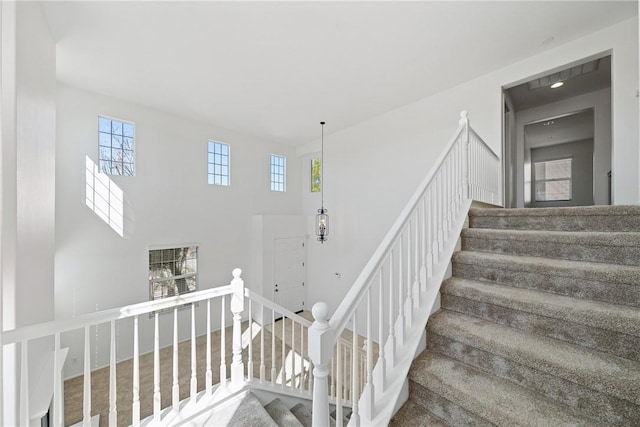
[308,111,500,426]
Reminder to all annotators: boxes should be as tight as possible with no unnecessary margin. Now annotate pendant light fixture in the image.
[316,121,329,243]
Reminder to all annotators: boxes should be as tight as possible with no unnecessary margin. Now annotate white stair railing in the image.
[309,111,501,427]
[1,268,316,426]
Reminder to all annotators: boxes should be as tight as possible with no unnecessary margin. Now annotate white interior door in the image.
[273,237,306,313]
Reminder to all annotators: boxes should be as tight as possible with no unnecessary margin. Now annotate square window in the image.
[98,116,135,176]
[534,158,572,201]
[270,155,286,192]
[149,246,198,302]
[208,141,230,186]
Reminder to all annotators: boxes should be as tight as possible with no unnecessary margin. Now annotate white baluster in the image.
[398,238,405,347]
[414,209,421,306]
[172,307,180,411]
[109,321,117,426]
[220,295,227,386]
[281,314,286,386]
[330,348,336,397]
[20,341,29,427]
[299,323,305,392]
[83,326,91,426]
[248,299,253,380]
[230,268,245,387]
[387,252,395,368]
[206,299,212,394]
[309,302,331,427]
[336,340,343,427]
[290,318,295,390]
[132,316,140,426]
[260,304,266,383]
[406,223,413,326]
[271,308,276,385]
[54,332,63,427]
[377,269,386,391]
[351,312,360,426]
[361,289,374,419]
[153,312,161,422]
[190,303,197,403]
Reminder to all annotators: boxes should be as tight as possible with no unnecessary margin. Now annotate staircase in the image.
[191,393,349,426]
[392,205,640,426]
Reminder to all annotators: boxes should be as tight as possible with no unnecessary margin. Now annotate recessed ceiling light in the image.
[550,81,564,89]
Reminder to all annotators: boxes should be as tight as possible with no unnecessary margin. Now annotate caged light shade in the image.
[316,208,329,243]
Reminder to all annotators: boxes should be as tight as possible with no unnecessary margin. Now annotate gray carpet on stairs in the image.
[392,205,640,427]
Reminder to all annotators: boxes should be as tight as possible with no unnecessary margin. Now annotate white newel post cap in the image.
[459,110,469,126]
[232,268,242,279]
[312,302,329,330]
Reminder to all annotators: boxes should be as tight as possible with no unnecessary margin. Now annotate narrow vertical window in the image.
[98,116,135,176]
[535,158,572,201]
[310,157,321,192]
[208,141,230,186]
[270,154,286,192]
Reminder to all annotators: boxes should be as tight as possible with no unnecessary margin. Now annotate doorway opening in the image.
[502,54,611,208]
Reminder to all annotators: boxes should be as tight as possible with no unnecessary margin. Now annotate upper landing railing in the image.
[308,111,501,426]
[2,269,314,427]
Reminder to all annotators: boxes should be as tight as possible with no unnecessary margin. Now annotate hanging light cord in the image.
[320,121,325,210]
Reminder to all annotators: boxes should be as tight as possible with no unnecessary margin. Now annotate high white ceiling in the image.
[525,109,594,148]
[41,1,637,146]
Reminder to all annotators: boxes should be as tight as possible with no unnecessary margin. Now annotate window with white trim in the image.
[535,158,572,201]
[149,246,198,301]
[208,141,230,186]
[270,154,286,192]
[99,116,135,176]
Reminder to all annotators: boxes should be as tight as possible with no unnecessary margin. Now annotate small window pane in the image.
[98,116,135,176]
[534,158,572,201]
[207,141,230,186]
[149,246,199,302]
[270,155,286,192]
[311,158,321,192]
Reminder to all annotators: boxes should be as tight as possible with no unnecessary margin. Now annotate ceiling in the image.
[40,1,637,147]
[525,109,594,149]
[507,56,611,112]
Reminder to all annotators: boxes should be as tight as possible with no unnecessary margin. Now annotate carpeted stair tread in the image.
[428,311,640,406]
[452,251,640,307]
[289,403,312,427]
[389,399,450,427]
[468,205,640,232]
[202,393,278,427]
[469,205,640,217]
[264,398,304,427]
[409,352,603,427]
[461,228,640,266]
[441,277,640,337]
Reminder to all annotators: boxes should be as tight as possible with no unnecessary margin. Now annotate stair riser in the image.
[441,293,640,362]
[462,235,640,266]
[452,260,640,308]
[469,215,640,232]
[427,333,640,426]
[408,380,493,427]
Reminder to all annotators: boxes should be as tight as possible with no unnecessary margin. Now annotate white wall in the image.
[515,88,611,207]
[2,2,57,424]
[55,84,302,377]
[301,17,638,316]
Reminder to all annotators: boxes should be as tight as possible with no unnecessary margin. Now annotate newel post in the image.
[459,110,471,199]
[230,268,245,388]
[309,302,333,427]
